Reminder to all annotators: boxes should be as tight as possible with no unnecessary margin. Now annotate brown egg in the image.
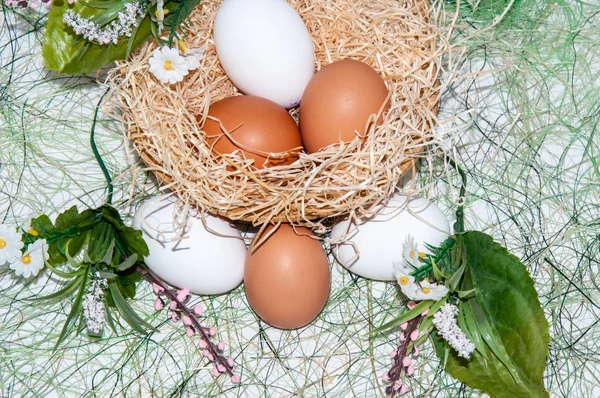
[244,224,330,329]
[299,59,389,153]
[203,96,303,168]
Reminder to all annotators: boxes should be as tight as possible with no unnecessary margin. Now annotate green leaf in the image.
[117,253,138,271]
[42,0,152,75]
[30,215,53,235]
[54,270,89,351]
[108,280,155,334]
[28,275,83,302]
[370,300,433,336]
[432,231,549,398]
[54,206,95,231]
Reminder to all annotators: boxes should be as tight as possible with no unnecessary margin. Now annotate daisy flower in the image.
[0,224,24,266]
[412,279,448,301]
[10,239,47,278]
[402,235,426,265]
[149,46,190,84]
[184,45,206,71]
[393,261,418,299]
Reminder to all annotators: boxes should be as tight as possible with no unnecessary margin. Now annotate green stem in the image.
[446,156,467,234]
[90,89,113,205]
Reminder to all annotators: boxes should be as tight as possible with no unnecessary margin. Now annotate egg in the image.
[330,193,451,281]
[299,59,389,153]
[213,0,315,108]
[133,196,246,295]
[244,224,330,329]
[203,95,303,169]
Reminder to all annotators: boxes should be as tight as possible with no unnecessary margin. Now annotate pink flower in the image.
[231,375,241,384]
[407,301,416,309]
[193,304,202,316]
[176,288,190,302]
[410,330,420,341]
[393,381,403,391]
[402,357,412,367]
[382,373,390,382]
[211,364,221,377]
[169,301,178,311]
[390,349,398,358]
[399,322,408,330]
[171,312,180,323]
[209,327,216,336]
[217,342,225,351]
[199,339,208,349]
[399,333,406,341]
[406,365,414,376]
[227,357,235,368]
[217,363,226,373]
[413,346,419,356]
[152,283,164,294]
[400,384,408,394]
[154,297,164,311]
[421,308,429,316]
[182,316,193,326]
[186,326,194,337]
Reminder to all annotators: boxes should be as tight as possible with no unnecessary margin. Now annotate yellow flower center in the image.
[0,239,6,249]
[421,287,431,294]
[409,249,416,259]
[27,228,39,236]
[418,251,426,258]
[399,275,409,285]
[22,254,31,264]
[163,60,175,71]
[155,8,169,18]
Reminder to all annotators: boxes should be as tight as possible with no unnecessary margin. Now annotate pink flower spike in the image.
[193,304,203,316]
[199,339,208,349]
[169,301,178,311]
[217,363,226,373]
[211,364,221,377]
[154,297,164,311]
[407,301,416,309]
[202,349,210,356]
[399,322,408,330]
[207,352,215,361]
[407,365,414,376]
[400,384,409,395]
[171,312,180,323]
[382,373,390,382]
[410,330,420,341]
[421,308,429,317]
[390,349,397,358]
[402,357,412,367]
[399,332,406,341]
[182,315,193,326]
[413,346,420,356]
[227,357,235,369]
[176,288,191,302]
[186,326,194,337]
[217,342,225,351]
[209,327,216,336]
[231,375,241,384]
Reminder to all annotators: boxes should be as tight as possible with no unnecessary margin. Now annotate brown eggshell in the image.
[244,224,331,329]
[299,59,389,153]
[203,96,303,168]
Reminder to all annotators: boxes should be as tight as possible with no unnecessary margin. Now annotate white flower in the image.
[149,46,190,84]
[0,224,24,266]
[411,279,448,301]
[402,235,426,265]
[9,239,46,278]
[185,45,206,70]
[83,273,107,334]
[433,303,475,359]
[393,260,418,298]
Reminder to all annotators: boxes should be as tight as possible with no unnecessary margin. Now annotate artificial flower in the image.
[148,46,190,84]
[0,224,24,265]
[82,274,107,334]
[402,235,426,265]
[411,279,448,301]
[432,303,475,359]
[9,239,46,278]
[185,45,206,70]
[393,261,417,298]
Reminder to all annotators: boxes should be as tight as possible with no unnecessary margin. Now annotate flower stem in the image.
[90,88,113,205]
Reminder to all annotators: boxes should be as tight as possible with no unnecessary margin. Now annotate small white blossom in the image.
[185,45,206,70]
[83,273,107,335]
[393,260,418,298]
[402,235,426,265]
[0,224,24,265]
[9,239,46,278]
[412,279,448,301]
[432,303,475,359]
[63,0,145,45]
[149,46,190,84]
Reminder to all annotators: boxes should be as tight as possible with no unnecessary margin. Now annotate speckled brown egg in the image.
[299,59,389,153]
[203,95,303,168]
[244,224,330,329]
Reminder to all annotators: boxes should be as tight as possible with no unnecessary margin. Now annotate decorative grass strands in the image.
[110,0,442,229]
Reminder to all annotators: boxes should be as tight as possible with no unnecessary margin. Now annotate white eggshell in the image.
[330,194,451,281]
[133,196,246,295]
[213,0,315,108]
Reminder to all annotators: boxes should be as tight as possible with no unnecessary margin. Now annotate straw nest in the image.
[110,0,441,229]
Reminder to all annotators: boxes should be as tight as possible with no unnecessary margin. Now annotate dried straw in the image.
[109,0,441,230]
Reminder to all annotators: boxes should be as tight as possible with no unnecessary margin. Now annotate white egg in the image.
[213,0,315,108]
[133,196,246,295]
[330,194,451,281]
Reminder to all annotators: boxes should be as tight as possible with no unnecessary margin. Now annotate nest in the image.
[110,0,441,229]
